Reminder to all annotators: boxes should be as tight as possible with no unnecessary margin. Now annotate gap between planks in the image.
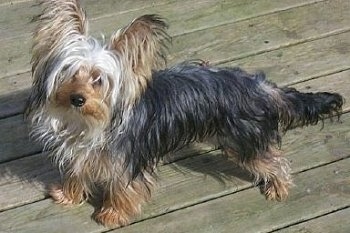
[0,0,338,79]
[215,27,350,66]
[106,158,350,233]
[269,206,350,233]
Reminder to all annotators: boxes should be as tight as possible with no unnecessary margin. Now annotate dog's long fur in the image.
[27,0,344,228]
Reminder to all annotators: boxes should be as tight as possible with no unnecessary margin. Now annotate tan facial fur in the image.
[55,67,109,123]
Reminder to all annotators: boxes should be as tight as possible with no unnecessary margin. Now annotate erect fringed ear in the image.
[27,0,88,116]
[31,0,88,71]
[108,14,171,90]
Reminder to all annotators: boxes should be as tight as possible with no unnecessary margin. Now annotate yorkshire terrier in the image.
[26,0,344,228]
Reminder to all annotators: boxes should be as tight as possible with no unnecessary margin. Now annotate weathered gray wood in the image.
[0,0,325,41]
[276,208,350,233]
[0,0,349,232]
[292,69,350,99]
[170,0,350,64]
[1,0,350,118]
[0,0,30,5]
[227,31,350,86]
[0,111,349,232]
[0,143,214,211]
[0,114,41,162]
[0,0,332,78]
[0,88,30,118]
[0,152,58,211]
[114,158,350,233]
[0,0,183,40]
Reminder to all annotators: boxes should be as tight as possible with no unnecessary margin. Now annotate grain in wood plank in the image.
[276,207,350,233]
[0,88,30,119]
[0,143,212,211]
[113,158,350,233]
[0,0,325,41]
[0,114,41,163]
[0,0,348,231]
[0,0,330,78]
[0,0,31,6]
[228,31,350,85]
[0,0,183,40]
[292,69,350,96]
[169,0,350,64]
[0,153,57,211]
[0,198,102,233]
[1,1,350,118]
[0,112,348,232]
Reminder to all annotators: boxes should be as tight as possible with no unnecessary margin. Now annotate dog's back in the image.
[113,63,344,181]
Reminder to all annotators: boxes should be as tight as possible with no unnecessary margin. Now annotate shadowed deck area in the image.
[0,0,349,232]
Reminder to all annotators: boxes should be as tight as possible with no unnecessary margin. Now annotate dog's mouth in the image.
[53,110,108,141]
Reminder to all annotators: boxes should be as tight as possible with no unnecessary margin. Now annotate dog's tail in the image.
[277,86,344,131]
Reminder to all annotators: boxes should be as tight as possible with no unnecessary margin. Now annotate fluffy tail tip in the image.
[317,92,344,118]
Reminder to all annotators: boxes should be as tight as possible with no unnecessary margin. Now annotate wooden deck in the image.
[0,0,349,232]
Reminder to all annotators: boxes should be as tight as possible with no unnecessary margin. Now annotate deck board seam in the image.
[101,156,350,233]
[0,0,327,43]
[267,205,350,233]
[170,0,327,38]
[283,67,350,87]
[2,26,348,81]
[216,27,350,66]
[0,0,31,7]
[297,155,350,175]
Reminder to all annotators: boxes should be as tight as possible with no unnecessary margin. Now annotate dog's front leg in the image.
[94,172,155,227]
[49,174,87,205]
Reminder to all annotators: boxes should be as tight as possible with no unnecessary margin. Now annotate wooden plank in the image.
[0,0,177,40]
[114,158,350,233]
[0,0,324,41]
[0,110,349,232]
[0,0,332,78]
[1,1,350,118]
[0,0,31,6]
[0,153,57,211]
[89,0,326,37]
[0,114,41,163]
[0,143,214,211]
[293,69,350,96]
[276,208,350,233]
[228,31,350,86]
[170,0,350,64]
[0,87,30,119]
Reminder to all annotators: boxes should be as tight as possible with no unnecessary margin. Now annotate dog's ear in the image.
[27,0,88,116]
[108,15,170,87]
[31,0,88,71]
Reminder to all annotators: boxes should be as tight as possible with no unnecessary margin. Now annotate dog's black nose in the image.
[70,94,86,107]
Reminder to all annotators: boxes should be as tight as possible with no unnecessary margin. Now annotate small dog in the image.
[26,0,344,227]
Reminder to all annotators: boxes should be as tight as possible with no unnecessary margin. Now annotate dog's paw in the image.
[261,179,290,201]
[93,207,130,228]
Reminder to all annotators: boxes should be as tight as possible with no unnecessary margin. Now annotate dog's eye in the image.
[92,76,102,86]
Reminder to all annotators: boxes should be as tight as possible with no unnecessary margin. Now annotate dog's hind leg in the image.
[225,147,293,201]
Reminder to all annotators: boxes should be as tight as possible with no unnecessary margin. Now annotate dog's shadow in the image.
[165,145,253,187]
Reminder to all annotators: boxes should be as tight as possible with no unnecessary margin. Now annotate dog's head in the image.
[27,0,169,137]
